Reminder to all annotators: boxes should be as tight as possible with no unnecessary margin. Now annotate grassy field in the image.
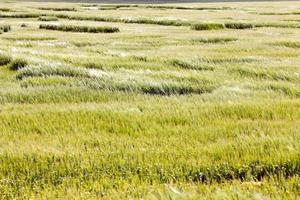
[0,1,300,199]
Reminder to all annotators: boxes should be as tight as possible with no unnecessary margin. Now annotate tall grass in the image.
[38,7,76,11]
[141,5,229,10]
[225,22,254,29]
[191,23,225,30]
[39,24,119,33]
[10,58,28,71]
[259,12,300,15]
[3,36,56,41]
[230,67,299,82]
[79,77,218,95]
[98,7,118,10]
[38,13,191,27]
[38,16,58,22]
[170,59,215,71]
[190,37,238,44]
[0,12,295,30]
[16,65,91,80]
[97,4,231,11]
[0,24,11,32]
[21,23,28,28]
[0,55,29,69]
[17,66,220,95]
[255,22,300,28]
[272,41,300,48]
[0,13,45,18]
[191,22,254,31]
[122,18,190,26]
[0,1,300,198]
[0,8,10,12]
[0,54,12,66]
[56,14,191,26]
[81,4,98,7]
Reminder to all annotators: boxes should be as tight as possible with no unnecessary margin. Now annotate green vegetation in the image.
[9,58,28,70]
[191,23,225,30]
[225,22,254,29]
[0,8,10,12]
[39,24,120,33]
[0,13,44,18]
[0,24,11,33]
[0,54,11,66]
[190,37,237,44]
[93,4,232,11]
[0,55,28,70]
[16,65,91,79]
[38,7,76,11]
[1,12,300,30]
[255,22,300,28]
[191,22,254,31]
[55,14,191,26]
[98,7,118,10]
[259,12,300,15]
[0,1,299,199]
[141,5,231,10]
[170,59,215,70]
[20,23,28,28]
[38,16,58,21]
[272,41,300,48]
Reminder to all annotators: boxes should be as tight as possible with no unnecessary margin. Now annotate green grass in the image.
[94,4,232,11]
[38,16,58,22]
[1,12,299,30]
[9,58,28,70]
[0,8,10,12]
[170,59,215,71]
[190,37,237,44]
[16,65,92,79]
[191,23,225,30]
[20,23,28,28]
[0,24,11,32]
[0,13,45,18]
[98,7,119,10]
[259,12,300,15]
[272,41,300,48]
[57,14,191,26]
[37,7,76,11]
[224,22,254,29]
[17,66,220,95]
[0,1,299,199]
[0,54,11,66]
[230,67,299,82]
[3,36,56,41]
[191,22,254,31]
[39,24,120,33]
[255,22,300,28]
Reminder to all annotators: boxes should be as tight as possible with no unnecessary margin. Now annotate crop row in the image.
[39,24,120,33]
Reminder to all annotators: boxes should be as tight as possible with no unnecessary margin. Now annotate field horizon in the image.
[16,0,300,3]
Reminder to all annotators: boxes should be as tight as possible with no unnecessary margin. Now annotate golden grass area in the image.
[0,1,299,199]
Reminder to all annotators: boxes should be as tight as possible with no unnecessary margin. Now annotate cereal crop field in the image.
[0,1,299,199]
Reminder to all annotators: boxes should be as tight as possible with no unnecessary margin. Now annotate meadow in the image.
[0,1,300,199]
